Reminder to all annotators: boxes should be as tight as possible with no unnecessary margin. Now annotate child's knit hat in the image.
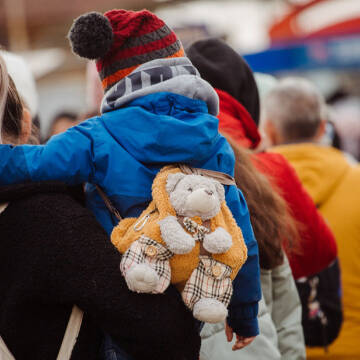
[68,9,185,92]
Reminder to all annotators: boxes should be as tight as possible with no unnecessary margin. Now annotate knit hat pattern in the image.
[68,9,184,92]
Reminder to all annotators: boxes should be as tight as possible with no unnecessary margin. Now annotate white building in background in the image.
[156,0,287,53]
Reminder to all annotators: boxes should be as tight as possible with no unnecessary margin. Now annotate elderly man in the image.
[263,77,360,359]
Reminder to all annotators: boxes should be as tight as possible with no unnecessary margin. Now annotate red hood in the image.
[216,88,261,149]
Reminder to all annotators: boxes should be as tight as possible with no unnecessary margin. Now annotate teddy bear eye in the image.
[187,187,193,192]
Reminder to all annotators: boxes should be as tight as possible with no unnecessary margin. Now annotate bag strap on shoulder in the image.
[178,165,236,186]
[0,336,15,360]
[57,305,84,360]
[0,305,83,360]
[96,185,122,221]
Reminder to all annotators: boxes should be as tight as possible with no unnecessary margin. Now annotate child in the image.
[0,9,261,348]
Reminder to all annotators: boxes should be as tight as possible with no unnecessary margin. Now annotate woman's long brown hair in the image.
[225,135,300,269]
[0,55,9,143]
[0,54,39,145]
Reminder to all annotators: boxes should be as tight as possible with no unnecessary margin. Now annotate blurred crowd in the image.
[0,6,360,360]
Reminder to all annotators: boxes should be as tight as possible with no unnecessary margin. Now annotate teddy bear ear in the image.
[214,181,225,202]
[166,173,186,193]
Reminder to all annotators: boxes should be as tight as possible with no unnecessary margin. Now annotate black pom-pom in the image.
[68,12,113,60]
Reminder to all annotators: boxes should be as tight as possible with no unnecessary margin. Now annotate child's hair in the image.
[0,55,39,145]
[224,135,301,269]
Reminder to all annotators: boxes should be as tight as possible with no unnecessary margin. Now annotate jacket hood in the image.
[187,38,260,125]
[272,143,350,207]
[216,89,261,149]
[101,92,222,166]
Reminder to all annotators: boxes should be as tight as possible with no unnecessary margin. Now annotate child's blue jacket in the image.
[0,92,261,336]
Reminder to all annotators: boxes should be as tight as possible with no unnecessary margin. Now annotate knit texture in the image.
[68,12,114,60]
[0,182,200,360]
[111,166,248,288]
[68,9,184,92]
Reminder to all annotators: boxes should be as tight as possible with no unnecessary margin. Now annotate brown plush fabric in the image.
[0,182,200,360]
[112,166,247,286]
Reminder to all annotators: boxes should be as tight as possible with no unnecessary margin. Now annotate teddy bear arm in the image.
[203,227,233,254]
[158,215,195,254]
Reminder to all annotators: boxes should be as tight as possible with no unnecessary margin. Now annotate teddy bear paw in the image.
[125,263,159,293]
[203,227,232,254]
[193,298,228,323]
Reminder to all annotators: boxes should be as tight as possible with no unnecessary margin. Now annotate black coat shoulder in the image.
[0,183,200,360]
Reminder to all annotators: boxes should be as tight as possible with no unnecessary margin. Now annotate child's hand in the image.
[225,322,256,351]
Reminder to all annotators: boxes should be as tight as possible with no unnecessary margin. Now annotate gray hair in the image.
[264,77,327,142]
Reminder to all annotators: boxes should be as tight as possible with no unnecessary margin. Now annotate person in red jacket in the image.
[187,38,337,280]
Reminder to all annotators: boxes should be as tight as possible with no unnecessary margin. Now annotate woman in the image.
[200,136,306,360]
[0,57,200,360]
[187,38,337,359]
[188,38,337,281]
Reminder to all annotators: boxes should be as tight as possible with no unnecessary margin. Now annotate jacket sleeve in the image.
[254,153,337,279]
[271,255,306,359]
[41,193,200,360]
[226,186,261,337]
[0,119,97,186]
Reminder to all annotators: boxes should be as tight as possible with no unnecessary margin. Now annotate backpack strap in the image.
[96,185,122,221]
[0,203,8,214]
[56,305,84,360]
[0,305,83,360]
[178,165,236,186]
[0,336,15,360]
[0,209,14,358]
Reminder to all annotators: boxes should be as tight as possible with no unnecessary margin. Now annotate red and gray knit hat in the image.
[68,9,185,92]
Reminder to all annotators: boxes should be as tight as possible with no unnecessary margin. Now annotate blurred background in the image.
[1,0,360,157]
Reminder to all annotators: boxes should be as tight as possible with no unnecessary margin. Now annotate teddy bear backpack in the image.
[109,165,248,324]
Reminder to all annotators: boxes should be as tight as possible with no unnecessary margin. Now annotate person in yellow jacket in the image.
[262,77,360,359]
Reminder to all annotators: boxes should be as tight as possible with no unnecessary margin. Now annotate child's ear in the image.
[166,173,186,193]
[19,108,32,144]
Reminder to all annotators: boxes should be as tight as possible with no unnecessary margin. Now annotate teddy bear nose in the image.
[205,190,213,196]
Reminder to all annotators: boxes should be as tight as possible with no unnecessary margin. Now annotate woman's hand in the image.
[225,322,256,351]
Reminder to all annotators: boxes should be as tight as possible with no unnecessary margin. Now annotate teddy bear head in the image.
[165,173,225,220]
